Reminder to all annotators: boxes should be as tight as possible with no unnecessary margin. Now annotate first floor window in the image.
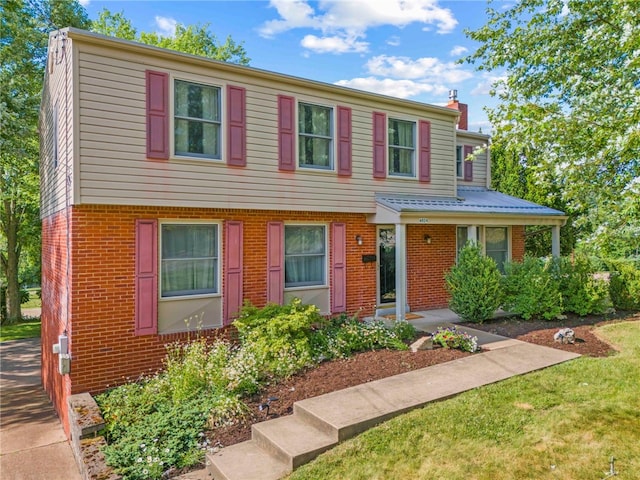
[388,118,415,176]
[299,103,333,169]
[174,80,221,159]
[486,227,509,272]
[161,223,218,297]
[456,226,469,256]
[285,225,326,287]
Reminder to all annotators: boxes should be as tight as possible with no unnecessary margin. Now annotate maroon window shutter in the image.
[146,70,169,160]
[227,85,246,167]
[224,221,243,324]
[278,95,295,171]
[135,219,158,335]
[419,120,431,182]
[267,221,284,304]
[331,223,347,313]
[337,106,352,176]
[372,111,386,178]
[463,145,474,181]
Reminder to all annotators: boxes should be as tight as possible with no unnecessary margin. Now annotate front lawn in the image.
[288,320,640,480]
[0,319,41,342]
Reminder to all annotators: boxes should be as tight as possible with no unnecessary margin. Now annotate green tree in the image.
[466,0,640,256]
[92,9,250,64]
[1,0,90,322]
[490,145,578,256]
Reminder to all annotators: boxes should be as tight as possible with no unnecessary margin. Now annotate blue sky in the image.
[80,0,507,132]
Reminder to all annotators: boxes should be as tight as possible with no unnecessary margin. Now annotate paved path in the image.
[0,338,81,480]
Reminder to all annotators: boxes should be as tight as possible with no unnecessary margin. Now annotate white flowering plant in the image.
[431,326,479,353]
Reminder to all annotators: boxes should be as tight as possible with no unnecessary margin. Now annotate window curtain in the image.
[299,104,331,167]
[389,119,414,174]
[161,224,218,296]
[285,226,325,287]
[174,81,220,157]
[485,227,508,272]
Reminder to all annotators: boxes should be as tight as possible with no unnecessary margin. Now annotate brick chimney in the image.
[446,89,468,130]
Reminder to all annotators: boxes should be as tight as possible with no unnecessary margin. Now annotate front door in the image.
[378,227,396,304]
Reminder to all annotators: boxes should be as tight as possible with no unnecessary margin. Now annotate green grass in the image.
[289,321,640,480]
[0,319,41,342]
[22,288,42,309]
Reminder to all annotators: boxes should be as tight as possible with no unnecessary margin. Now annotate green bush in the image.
[233,298,324,377]
[553,255,609,316]
[445,243,503,323]
[607,260,640,310]
[502,256,563,320]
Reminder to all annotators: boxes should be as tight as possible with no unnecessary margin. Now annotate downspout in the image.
[394,223,407,321]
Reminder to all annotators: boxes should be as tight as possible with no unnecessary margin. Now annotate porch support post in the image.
[394,223,407,322]
[551,224,561,258]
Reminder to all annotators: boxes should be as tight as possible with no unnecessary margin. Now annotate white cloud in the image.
[78,0,91,6]
[259,0,458,54]
[387,36,401,47]
[470,73,507,96]
[155,16,177,37]
[449,45,468,57]
[366,55,473,83]
[335,77,448,99]
[301,34,368,54]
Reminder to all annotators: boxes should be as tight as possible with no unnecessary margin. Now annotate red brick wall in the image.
[407,225,457,310]
[512,225,525,261]
[42,204,468,436]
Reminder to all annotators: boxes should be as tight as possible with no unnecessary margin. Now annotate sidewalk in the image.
[0,337,82,480]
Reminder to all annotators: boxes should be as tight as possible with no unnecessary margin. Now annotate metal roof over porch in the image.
[369,187,567,226]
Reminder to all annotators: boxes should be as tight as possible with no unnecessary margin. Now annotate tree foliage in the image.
[92,9,250,64]
[1,0,90,322]
[466,0,640,256]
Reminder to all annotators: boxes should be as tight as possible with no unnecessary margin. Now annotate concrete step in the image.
[252,415,338,469]
[207,440,289,480]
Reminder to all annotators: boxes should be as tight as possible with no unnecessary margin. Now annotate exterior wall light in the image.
[356,235,363,246]
[424,234,432,244]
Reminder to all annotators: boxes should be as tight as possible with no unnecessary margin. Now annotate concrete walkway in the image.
[0,338,82,480]
[207,311,581,480]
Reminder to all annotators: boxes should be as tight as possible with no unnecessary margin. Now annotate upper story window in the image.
[174,80,221,159]
[298,103,333,169]
[388,118,415,177]
[161,223,219,298]
[456,145,463,178]
[284,225,326,287]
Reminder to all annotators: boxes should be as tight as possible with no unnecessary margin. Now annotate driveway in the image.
[0,337,81,480]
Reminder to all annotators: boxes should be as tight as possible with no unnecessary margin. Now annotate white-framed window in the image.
[174,79,221,159]
[160,222,219,298]
[298,102,333,169]
[456,145,463,178]
[284,225,326,287]
[485,226,509,272]
[388,118,415,177]
[456,226,469,257]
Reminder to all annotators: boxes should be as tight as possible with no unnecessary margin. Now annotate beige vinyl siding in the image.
[456,132,489,188]
[75,40,458,213]
[40,34,75,218]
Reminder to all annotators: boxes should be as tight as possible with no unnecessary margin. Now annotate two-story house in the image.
[39,28,566,437]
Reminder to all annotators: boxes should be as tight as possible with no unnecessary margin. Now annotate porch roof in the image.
[370,187,567,226]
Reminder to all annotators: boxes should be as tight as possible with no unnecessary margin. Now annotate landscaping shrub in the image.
[445,243,502,323]
[502,256,563,320]
[552,255,609,316]
[607,260,640,310]
[431,326,478,353]
[233,298,325,377]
